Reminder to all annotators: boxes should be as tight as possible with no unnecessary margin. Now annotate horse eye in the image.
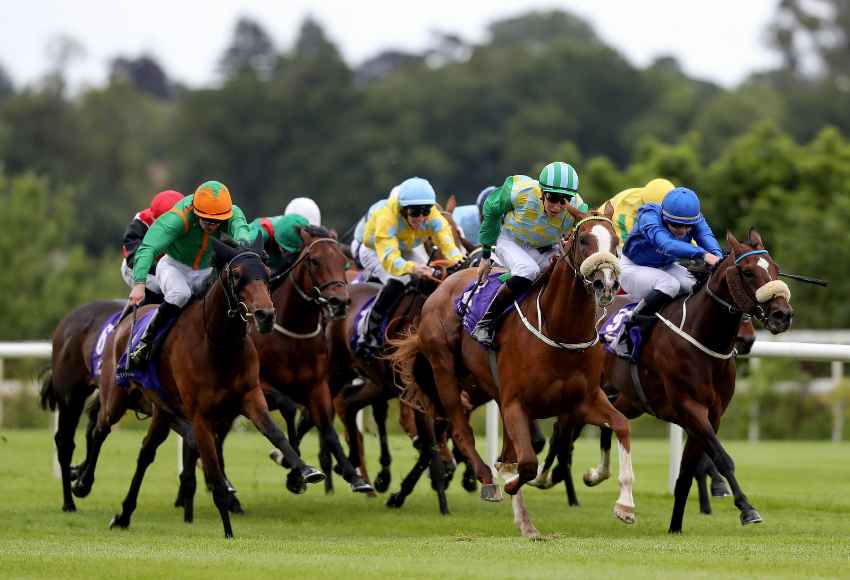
[742,269,754,278]
[580,236,590,246]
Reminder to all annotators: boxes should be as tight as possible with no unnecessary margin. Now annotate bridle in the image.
[704,249,781,324]
[271,238,349,319]
[203,250,268,341]
[561,215,621,294]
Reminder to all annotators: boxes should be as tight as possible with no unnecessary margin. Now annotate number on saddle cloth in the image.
[600,303,639,359]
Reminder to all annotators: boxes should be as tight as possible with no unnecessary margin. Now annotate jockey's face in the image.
[403,205,431,230]
[665,221,692,239]
[198,217,225,233]
[543,192,570,216]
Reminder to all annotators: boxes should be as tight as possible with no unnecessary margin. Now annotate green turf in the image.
[1,427,849,579]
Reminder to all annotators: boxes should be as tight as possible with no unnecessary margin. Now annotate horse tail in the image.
[386,330,422,393]
[39,366,57,411]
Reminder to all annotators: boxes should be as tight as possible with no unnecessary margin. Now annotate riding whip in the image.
[778,272,828,287]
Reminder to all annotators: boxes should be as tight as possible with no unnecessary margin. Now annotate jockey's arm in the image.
[428,211,464,266]
[374,210,416,277]
[692,218,723,258]
[122,217,148,268]
[225,206,253,245]
[478,178,514,258]
[132,213,183,284]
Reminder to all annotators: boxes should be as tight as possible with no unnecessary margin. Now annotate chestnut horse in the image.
[390,206,636,538]
[97,237,322,538]
[578,229,793,533]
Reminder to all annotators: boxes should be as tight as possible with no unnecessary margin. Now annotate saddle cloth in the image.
[599,303,639,359]
[455,272,532,350]
[115,307,178,393]
[89,311,122,382]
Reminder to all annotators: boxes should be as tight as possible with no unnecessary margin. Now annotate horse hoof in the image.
[614,503,636,524]
[350,478,374,494]
[285,471,307,495]
[333,464,344,476]
[568,499,581,508]
[386,493,404,508]
[462,475,477,493]
[582,469,608,487]
[324,488,335,496]
[374,470,391,493]
[62,503,77,513]
[301,466,325,484]
[522,527,542,541]
[480,483,503,502]
[228,497,245,515]
[68,466,81,481]
[71,482,91,499]
[108,514,129,529]
[711,481,732,497]
[741,509,763,526]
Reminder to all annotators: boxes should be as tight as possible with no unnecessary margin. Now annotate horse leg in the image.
[188,417,234,539]
[342,381,382,470]
[215,427,243,514]
[581,393,635,524]
[175,437,199,523]
[530,419,546,455]
[386,411,435,511]
[511,490,542,540]
[55,387,89,512]
[72,385,128,498]
[583,425,613,487]
[419,411,449,515]
[669,433,707,533]
[556,420,580,507]
[528,422,560,489]
[695,455,712,515]
[373,398,393,493]
[70,395,100,482]
[241,388,324,488]
[701,425,762,526]
[318,437,335,495]
[501,400,538,496]
[704,454,732,497]
[309,381,373,493]
[108,410,171,531]
[453,443,477,493]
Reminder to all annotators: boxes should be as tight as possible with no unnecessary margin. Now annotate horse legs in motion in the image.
[386,410,450,514]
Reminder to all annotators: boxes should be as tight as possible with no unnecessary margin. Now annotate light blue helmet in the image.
[397,177,437,207]
[476,186,497,210]
[661,187,702,225]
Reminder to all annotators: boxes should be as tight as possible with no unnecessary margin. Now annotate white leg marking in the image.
[614,442,636,524]
[583,444,611,486]
[511,490,541,540]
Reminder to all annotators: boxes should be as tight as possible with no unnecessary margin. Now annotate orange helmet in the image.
[193,181,233,220]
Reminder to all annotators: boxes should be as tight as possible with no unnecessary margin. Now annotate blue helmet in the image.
[397,177,437,207]
[476,186,497,210]
[661,187,702,225]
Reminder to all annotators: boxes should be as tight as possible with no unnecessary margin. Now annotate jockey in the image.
[127,180,253,369]
[472,162,588,347]
[620,186,723,343]
[284,197,321,227]
[120,189,184,294]
[601,178,676,246]
[249,213,310,273]
[359,177,465,353]
[451,185,497,246]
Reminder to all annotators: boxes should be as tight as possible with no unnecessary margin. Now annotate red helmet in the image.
[150,190,184,219]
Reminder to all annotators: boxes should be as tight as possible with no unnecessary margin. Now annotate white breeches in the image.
[620,254,695,299]
[358,244,428,284]
[120,258,161,294]
[154,255,213,307]
[494,233,558,281]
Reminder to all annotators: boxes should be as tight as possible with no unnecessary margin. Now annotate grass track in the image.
[1,428,849,579]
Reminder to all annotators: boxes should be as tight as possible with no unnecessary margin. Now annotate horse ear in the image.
[446,194,457,213]
[726,230,742,251]
[565,203,587,222]
[298,226,312,244]
[748,227,764,248]
[211,236,237,268]
[603,201,615,220]
[251,232,264,252]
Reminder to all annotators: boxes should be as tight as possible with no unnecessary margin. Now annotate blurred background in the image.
[0,0,848,437]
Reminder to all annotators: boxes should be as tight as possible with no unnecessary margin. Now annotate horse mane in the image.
[299,224,334,240]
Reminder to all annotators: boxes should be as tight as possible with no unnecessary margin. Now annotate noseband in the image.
[561,215,621,292]
[705,249,791,323]
[222,251,266,322]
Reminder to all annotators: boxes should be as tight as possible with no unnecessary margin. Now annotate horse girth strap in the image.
[629,363,655,417]
[655,312,737,360]
[512,285,603,351]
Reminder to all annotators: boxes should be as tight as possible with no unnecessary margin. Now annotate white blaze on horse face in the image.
[756,257,772,279]
[591,224,616,287]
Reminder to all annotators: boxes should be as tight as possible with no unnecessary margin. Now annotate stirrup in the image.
[127,342,151,370]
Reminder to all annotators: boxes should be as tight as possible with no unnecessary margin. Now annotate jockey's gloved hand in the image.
[446,257,470,275]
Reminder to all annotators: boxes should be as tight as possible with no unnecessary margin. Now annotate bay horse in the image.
[577,229,792,533]
[97,237,323,538]
[39,299,126,512]
[390,205,636,538]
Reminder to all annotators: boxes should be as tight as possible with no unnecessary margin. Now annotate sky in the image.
[0,0,782,91]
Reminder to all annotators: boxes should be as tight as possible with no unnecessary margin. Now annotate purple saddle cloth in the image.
[455,273,529,349]
[89,311,122,382]
[599,303,638,357]
[351,295,392,354]
[115,308,177,393]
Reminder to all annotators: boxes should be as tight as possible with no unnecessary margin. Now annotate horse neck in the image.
[202,278,250,351]
[678,265,743,355]
[536,258,596,341]
[275,273,321,333]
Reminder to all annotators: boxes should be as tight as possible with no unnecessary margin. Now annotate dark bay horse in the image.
[97,237,322,538]
[39,300,126,512]
[579,229,792,533]
[391,206,635,538]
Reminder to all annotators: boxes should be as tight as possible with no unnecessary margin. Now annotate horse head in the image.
[722,229,793,335]
[291,225,351,320]
[211,234,275,334]
[563,203,621,307]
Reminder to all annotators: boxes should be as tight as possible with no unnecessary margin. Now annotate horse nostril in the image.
[612,280,621,292]
[592,279,604,292]
[256,309,274,323]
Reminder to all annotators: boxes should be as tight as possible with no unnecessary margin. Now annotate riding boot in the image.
[625,289,673,357]
[128,302,182,370]
[471,275,532,349]
[363,278,406,353]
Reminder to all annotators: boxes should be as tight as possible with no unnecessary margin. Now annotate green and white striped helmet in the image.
[539,162,579,197]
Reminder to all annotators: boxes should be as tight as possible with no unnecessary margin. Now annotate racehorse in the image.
[578,229,792,533]
[390,205,635,538]
[39,300,126,512]
[97,237,323,538]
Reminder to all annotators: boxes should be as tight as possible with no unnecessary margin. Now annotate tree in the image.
[218,17,276,81]
[110,55,172,99]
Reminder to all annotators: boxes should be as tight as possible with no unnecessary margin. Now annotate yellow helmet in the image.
[641,178,675,205]
[193,181,233,220]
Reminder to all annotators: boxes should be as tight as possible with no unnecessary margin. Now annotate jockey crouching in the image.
[126,180,254,370]
[620,187,723,352]
[249,213,310,274]
[358,177,465,355]
[472,162,588,348]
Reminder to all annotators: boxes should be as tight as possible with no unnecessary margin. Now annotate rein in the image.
[203,250,266,342]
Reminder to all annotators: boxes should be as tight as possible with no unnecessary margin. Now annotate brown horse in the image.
[39,300,127,512]
[390,205,636,537]
[579,229,792,533]
[96,237,322,538]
